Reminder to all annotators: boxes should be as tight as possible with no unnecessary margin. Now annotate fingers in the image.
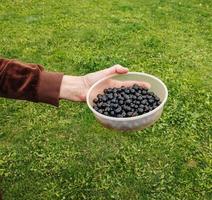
[124,81,151,89]
[113,64,129,74]
[111,80,151,89]
[128,81,150,89]
[105,64,128,76]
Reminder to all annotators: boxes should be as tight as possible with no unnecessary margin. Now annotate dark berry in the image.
[107,100,111,104]
[153,105,157,109]
[125,89,130,94]
[127,112,133,117]
[132,112,138,117]
[138,108,144,114]
[139,104,145,108]
[118,96,124,101]
[119,100,124,105]
[137,96,143,101]
[123,105,131,112]
[97,94,103,99]
[114,93,118,98]
[153,102,157,107]
[142,90,147,95]
[130,88,136,94]
[122,111,126,117]
[113,88,118,93]
[110,111,115,116]
[98,109,103,114]
[149,92,154,96]
[126,99,131,105]
[111,99,116,103]
[123,94,129,99]
[144,106,149,112]
[93,98,98,103]
[104,111,109,116]
[97,102,103,108]
[132,95,137,100]
[121,86,126,91]
[135,101,140,105]
[148,99,154,104]
[155,96,160,101]
[103,89,108,93]
[149,107,153,111]
[115,107,122,114]
[93,105,98,111]
[105,107,110,112]
[102,96,107,102]
[107,94,113,100]
[113,104,118,108]
[130,103,135,108]
[132,84,139,90]
[102,103,108,108]
[141,100,147,105]
[120,91,125,96]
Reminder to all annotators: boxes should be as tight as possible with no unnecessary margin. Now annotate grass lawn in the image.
[0,0,211,199]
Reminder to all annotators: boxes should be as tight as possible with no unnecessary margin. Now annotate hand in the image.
[59,64,150,102]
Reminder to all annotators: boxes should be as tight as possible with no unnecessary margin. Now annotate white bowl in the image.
[86,72,168,131]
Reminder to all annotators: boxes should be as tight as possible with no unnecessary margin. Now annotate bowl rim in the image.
[86,72,168,121]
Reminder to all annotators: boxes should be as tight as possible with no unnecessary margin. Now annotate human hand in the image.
[59,64,150,102]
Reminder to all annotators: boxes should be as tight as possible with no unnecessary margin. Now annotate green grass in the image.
[0,0,211,199]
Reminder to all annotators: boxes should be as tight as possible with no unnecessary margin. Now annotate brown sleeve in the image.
[0,58,63,106]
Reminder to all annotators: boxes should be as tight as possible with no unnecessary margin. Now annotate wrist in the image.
[59,75,87,101]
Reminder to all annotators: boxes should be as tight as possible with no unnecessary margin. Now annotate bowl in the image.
[86,72,168,131]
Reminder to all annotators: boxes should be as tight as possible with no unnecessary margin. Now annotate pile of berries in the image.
[92,84,161,118]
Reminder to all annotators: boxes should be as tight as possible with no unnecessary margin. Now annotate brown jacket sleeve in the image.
[0,58,63,106]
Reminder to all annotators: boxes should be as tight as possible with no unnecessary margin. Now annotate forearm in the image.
[0,58,63,106]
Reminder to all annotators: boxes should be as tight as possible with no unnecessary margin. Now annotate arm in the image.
[0,58,149,106]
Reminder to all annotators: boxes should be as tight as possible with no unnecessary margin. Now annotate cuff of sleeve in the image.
[37,71,63,107]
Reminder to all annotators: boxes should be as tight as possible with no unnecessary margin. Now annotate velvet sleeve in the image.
[0,58,63,106]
